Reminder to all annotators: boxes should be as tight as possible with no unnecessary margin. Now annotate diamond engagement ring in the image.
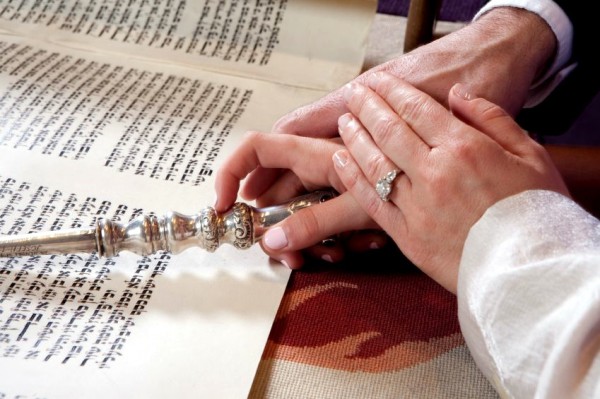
[375,170,400,202]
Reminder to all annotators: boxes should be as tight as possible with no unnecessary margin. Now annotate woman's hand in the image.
[214,131,382,268]
[235,7,557,255]
[333,73,569,293]
[243,7,556,202]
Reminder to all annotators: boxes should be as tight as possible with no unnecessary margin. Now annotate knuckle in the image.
[372,114,399,146]
[271,114,294,134]
[341,121,361,147]
[365,152,387,179]
[448,139,478,164]
[476,99,509,122]
[348,85,373,117]
[338,162,362,193]
[362,192,385,217]
[395,92,425,122]
[287,208,321,247]
[271,118,288,134]
[353,94,370,117]
[375,71,399,93]
[243,130,261,140]
[242,130,264,147]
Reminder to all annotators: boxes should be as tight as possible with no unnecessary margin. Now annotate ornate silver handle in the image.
[0,190,336,258]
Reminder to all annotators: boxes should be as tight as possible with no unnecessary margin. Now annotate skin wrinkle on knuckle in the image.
[376,74,402,101]
[374,75,394,98]
[365,152,388,180]
[307,138,333,158]
[362,190,385,218]
[447,136,480,166]
[289,141,312,172]
[291,207,322,247]
[362,97,381,119]
[350,86,371,117]
[245,132,265,160]
[243,130,263,147]
[339,162,361,192]
[476,99,509,122]
[394,92,425,125]
[372,114,399,148]
[271,117,288,133]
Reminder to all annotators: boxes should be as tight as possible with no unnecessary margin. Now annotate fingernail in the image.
[342,82,355,102]
[272,115,290,134]
[452,83,472,101]
[321,254,333,263]
[333,150,348,168]
[367,72,381,89]
[264,227,288,250]
[369,241,380,250]
[281,259,292,269]
[338,113,352,130]
[213,197,226,212]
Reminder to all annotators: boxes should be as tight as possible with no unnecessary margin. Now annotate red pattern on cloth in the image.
[263,247,462,372]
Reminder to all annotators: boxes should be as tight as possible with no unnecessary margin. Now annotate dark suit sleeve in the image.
[516,0,600,138]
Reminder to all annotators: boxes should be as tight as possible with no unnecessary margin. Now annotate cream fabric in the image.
[458,190,600,398]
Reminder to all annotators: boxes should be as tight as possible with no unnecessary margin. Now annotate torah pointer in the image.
[0,190,336,258]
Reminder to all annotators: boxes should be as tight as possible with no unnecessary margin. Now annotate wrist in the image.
[472,7,557,83]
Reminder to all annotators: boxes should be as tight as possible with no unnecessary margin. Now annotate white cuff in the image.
[473,0,574,107]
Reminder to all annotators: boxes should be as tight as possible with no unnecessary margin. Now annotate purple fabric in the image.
[377,0,487,22]
[544,92,600,146]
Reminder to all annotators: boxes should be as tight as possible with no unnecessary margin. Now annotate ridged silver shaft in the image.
[0,190,336,258]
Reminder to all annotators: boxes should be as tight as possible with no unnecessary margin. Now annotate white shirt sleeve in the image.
[473,0,574,107]
[458,190,600,398]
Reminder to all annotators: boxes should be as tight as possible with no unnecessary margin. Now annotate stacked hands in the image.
[216,4,600,396]
[214,73,568,293]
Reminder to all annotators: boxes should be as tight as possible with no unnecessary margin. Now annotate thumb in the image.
[261,192,375,253]
[448,83,533,155]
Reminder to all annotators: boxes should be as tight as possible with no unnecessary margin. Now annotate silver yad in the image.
[0,190,336,258]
